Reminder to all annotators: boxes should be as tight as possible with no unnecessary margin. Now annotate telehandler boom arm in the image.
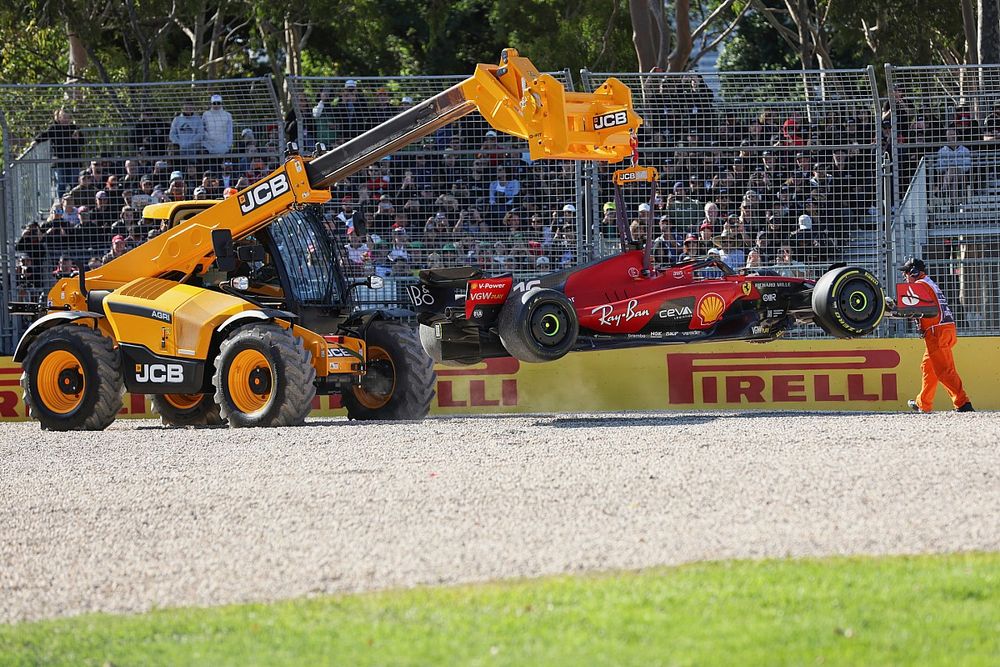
[49,48,642,310]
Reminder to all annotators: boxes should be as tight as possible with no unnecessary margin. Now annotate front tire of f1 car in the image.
[811,266,885,338]
[498,287,578,363]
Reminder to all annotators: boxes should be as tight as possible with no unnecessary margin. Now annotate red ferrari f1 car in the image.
[409,166,888,365]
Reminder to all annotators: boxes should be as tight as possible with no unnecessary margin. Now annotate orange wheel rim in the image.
[36,349,85,414]
[227,349,272,414]
[163,393,203,410]
[353,345,395,410]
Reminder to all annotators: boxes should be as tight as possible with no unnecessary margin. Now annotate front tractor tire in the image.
[344,320,435,420]
[498,287,578,363]
[151,393,224,427]
[21,325,124,431]
[811,266,885,338]
[213,324,316,428]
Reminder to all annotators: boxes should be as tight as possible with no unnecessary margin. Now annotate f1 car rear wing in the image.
[306,48,642,188]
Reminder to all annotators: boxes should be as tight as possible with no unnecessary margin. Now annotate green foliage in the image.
[1,553,998,666]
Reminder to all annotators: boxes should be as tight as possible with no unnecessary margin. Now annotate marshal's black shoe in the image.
[955,402,975,413]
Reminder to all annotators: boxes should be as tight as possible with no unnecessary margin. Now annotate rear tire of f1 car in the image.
[498,287,578,363]
[811,266,885,338]
[345,321,436,420]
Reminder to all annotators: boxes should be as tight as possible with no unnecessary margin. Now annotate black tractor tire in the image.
[213,324,316,427]
[344,320,435,420]
[151,393,225,427]
[418,323,480,366]
[498,287,578,363]
[21,325,124,431]
[811,266,885,338]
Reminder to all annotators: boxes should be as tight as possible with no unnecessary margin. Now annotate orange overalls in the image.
[914,276,969,411]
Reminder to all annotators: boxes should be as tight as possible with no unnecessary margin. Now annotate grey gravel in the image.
[1,411,998,623]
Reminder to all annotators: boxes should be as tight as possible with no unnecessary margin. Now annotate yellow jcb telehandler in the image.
[10,49,641,430]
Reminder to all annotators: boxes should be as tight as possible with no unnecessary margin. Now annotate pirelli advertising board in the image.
[0,337,996,420]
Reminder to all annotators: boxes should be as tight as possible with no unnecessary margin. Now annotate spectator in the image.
[202,94,234,165]
[337,196,367,236]
[16,256,42,294]
[790,214,829,265]
[772,244,807,278]
[333,79,371,140]
[101,235,129,265]
[130,107,167,157]
[69,171,98,209]
[52,256,76,279]
[651,216,680,266]
[92,191,115,227]
[746,248,763,270]
[30,108,84,194]
[489,166,521,210]
[169,100,204,159]
[935,127,972,206]
[192,186,209,200]
[16,221,47,268]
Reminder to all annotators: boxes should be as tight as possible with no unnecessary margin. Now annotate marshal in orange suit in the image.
[899,258,974,413]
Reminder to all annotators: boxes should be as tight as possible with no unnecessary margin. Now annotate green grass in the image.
[1,553,998,666]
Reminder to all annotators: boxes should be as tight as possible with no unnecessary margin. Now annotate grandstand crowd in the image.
[13,74,975,297]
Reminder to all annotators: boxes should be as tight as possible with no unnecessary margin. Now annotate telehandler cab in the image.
[10,49,641,430]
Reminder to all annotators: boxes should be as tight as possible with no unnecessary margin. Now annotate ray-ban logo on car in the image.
[238,173,290,215]
[593,110,629,130]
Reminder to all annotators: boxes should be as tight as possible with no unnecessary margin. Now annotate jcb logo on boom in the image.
[238,173,290,215]
[135,363,185,384]
[593,110,629,131]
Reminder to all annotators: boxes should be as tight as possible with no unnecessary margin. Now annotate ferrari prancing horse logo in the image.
[741,282,752,297]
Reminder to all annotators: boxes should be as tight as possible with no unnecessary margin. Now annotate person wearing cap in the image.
[897,258,974,413]
[91,190,116,227]
[101,234,129,265]
[202,94,233,163]
[489,166,521,210]
[790,213,829,265]
[170,100,204,158]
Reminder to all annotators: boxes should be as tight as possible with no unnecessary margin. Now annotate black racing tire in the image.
[498,287,578,363]
[213,324,316,427]
[151,393,225,427]
[811,266,885,338]
[418,324,480,367]
[21,325,123,431]
[344,320,435,420]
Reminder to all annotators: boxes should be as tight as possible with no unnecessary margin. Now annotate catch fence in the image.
[2,65,1000,354]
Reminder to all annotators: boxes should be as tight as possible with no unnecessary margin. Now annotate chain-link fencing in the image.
[285,71,582,310]
[5,65,1000,354]
[0,78,283,350]
[886,64,1000,334]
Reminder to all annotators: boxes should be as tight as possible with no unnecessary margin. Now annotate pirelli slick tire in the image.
[498,287,578,363]
[21,325,124,431]
[151,393,225,427]
[811,266,885,338]
[345,321,435,421]
[418,324,480,366]
[213,324,316,428]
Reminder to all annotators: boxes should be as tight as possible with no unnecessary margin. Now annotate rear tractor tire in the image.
[21,325,124,431]
[151,393,224,427]
[498,287,578,363]
[345,320,435,420]
[213,324,316,427]
[811,266,885,338]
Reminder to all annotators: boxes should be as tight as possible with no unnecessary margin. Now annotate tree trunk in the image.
[962,0,979,64]
[207,7,224,79]
[629,0,659,72]
[67,23,88,82]
[667,0,692,72]
[978,0,1000,65]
